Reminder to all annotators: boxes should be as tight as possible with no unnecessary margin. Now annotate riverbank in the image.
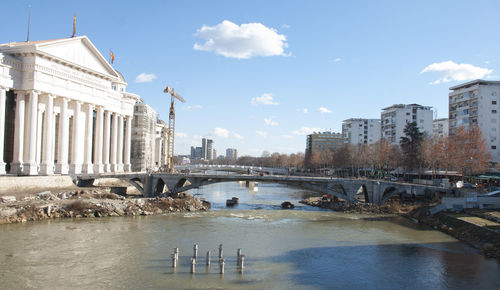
[0,189,210,225]
[300,195,500,259]
[407,206,500,259]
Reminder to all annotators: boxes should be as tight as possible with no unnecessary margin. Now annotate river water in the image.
[1,178,499,289]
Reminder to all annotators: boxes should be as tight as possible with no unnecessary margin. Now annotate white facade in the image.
[449,80,500,162]
[433,118,449,138]
[381,104,433,145]
[0,36,140,175]
[342,118,381,145]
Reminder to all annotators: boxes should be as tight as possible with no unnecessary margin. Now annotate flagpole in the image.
[26,6,31,42]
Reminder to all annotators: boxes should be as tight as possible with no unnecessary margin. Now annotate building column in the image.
[55,97,69,174]
[35,105,43,165]
[40,94,55,175]
[110,113,118,172]
[0,87,6,174]
[22,90,39,175]
[116,114,124,172]
[93,106,104,173]
[82,103,94,174]
[123,116,132,172]
[69,100,82,174]
[103,110,111,172]
[10,91,25,174]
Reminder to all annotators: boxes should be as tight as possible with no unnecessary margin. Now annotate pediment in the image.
[37,37,118,77]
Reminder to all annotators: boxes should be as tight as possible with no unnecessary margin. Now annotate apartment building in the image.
[381,104,433,144]
[342,118,381,145]
[449,80,500,162]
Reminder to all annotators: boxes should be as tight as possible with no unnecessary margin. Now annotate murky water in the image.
[1,179,499,289]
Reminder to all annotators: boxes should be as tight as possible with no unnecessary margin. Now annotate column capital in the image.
[83,103,95,110]
[41,93,56,99]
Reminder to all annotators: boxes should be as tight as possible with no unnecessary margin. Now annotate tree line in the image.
[305,122,491,178]
[188,122,491,178]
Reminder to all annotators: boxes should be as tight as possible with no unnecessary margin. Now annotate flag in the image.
[110,50,115,64]
[72,13,76,37]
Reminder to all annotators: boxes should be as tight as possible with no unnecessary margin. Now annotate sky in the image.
[1,0,500,156]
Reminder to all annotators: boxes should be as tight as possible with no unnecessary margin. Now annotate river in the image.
[0,178,499,289]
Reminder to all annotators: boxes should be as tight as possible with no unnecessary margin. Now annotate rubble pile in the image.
[300,195,415,214]
[0,190,210,225]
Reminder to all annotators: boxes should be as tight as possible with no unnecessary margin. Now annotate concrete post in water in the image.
[219,244,223,260]
[237,248,242,264]
[190,257,196,274]
[174,247,179,260]
[220,259,225,274]
[239,255,245,272]
[206,250,211,266]
[193,244,198,261]
[172,253,177,268]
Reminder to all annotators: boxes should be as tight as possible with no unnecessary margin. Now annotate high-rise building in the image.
[201,138,214,160]
[449,80,500,161]
[226,148,238,159]
[190,146,203,159]
[432,118,449,139]
[381,104,433,144]
[306,132,344,155]
[342,118,381,145]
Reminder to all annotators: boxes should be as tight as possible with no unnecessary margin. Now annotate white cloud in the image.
[281,135,293,139]
[264,118,278,126]
[176,132,188,138]
[251,93,279,105]
[185,105,202,111]
[292,127,325,135]
[329,58,341,63]
[256,131,268,137]
[135,73,157,83]
[421,61,493,85]
[298,108,308,114]
[318,107,331,114]
[193,20,289,59]
[213,128,243,140]
[281,24,291,29]
[214,127,230,138]
[233,133,244,140]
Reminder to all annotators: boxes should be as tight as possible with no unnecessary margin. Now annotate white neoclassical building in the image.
[0,36,141,175]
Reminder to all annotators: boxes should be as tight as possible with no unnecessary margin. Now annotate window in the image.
[493,101,497,105]
[493,110,497,114]
[492,146,497,150]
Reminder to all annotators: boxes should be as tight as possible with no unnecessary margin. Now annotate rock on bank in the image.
[0,190,210,225]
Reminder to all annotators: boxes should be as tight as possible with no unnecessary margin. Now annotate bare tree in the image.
[451,125,491,175]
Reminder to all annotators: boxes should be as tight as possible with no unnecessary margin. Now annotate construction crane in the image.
[163,85,185,173]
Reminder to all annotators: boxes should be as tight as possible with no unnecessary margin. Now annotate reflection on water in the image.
[0,180,499,289]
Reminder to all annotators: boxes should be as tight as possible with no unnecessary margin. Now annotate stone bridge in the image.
[75,172,450,205]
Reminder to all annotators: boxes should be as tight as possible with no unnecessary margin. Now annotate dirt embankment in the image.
[0,190,211,225]
[301,194,500,259]
[407,206,500,259]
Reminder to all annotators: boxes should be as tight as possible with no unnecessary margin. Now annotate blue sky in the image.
[2,0,500,156]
